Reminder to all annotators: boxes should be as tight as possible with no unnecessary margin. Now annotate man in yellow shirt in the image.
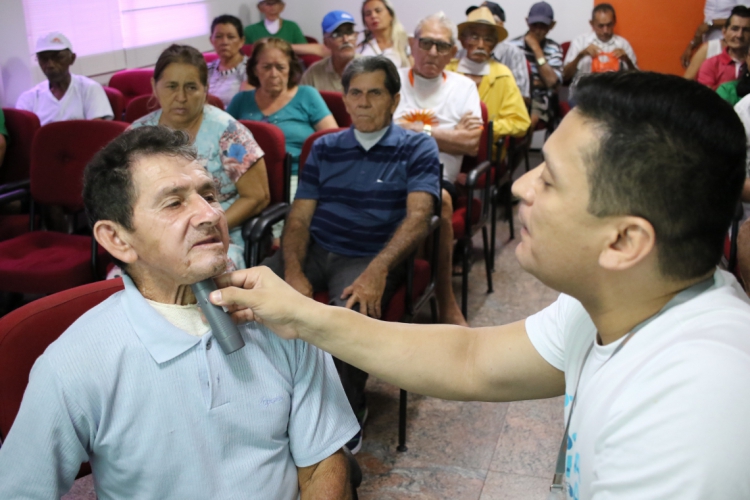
[447,6,530,158]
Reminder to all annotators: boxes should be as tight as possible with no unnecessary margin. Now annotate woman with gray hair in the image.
[358,0,412,68]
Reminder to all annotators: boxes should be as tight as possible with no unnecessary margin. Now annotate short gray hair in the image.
[342,56,401,97]
[414,12,457,45]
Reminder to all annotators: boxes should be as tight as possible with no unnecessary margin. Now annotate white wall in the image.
[282,0,594,46]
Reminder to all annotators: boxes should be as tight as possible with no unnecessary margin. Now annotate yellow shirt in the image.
[446,58,530,158]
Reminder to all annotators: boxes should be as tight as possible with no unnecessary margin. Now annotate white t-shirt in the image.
[564,32,637,94]
[15,73,113,126]
[734,95,750,220]
[393,68,482,182]
[526,269,750,500]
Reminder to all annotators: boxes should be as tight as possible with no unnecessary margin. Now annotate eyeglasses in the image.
[329,30,359,40]
[417,38,453,54]
[464,33,498,45]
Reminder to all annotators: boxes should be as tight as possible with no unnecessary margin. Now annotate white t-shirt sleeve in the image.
[590,337,750,499]
[525,294,567,371]
[83,79,114,120]
[15,88,36,112]
[622,39,638,68]
[564,35,585,67]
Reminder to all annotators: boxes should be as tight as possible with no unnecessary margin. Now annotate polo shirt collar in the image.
[120,274,202,364]
[344,122,400,150]
[720,47,737,65]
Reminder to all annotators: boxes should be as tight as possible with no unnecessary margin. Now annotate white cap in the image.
[36,32,72,53]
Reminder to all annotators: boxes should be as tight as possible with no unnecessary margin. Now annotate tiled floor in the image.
[63,155,565,500]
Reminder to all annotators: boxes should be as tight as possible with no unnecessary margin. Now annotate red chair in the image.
[452,102,494,320]
[108,68,154,107]
[319,91,352,127]
[241,44,255,57]
[238,120,292,265]
[0,120,128,295]
[299,36,323,69]
[0,278,124,478]
[0,109,41,242]
[561,41,571,61]
[103,85,125,121]
[293,128,440,451]
[124,94,225,123]
[203,51,220,63]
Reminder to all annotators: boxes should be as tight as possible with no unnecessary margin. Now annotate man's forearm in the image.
[370,197,432,272]
[432,127,481,156]
[538,62,560,89]
[563,58,580,82]
[298,450,351,500]
[282,218,311,275]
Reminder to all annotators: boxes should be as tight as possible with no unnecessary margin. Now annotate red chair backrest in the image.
[108,69,154,107]
[241,44,255,57]
[319,91,352,127]
[305,35,319,44]
[30,120,129,211]
[103,86,125,121]
[300,54,323,69]
[0,108,40,185]
[239,120,288,204]
[561,41,571,61]
[203,51,220,63]
[0,279,124,441]
[299,128,347,172]
[125,94,225,123]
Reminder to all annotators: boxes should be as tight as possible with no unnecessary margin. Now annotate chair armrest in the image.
[241,202,290,242]
[465,160,492,189]
[0,179,30,195]
[0,188,28,206]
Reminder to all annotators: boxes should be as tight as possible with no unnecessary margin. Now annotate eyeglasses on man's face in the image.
[417,37,453,54]
[463,33,498,45]
[329,29,359,40]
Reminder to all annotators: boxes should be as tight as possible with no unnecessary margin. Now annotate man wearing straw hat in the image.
[447,6,531,148]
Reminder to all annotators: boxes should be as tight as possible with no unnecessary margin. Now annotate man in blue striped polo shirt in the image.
[263,56,441,453]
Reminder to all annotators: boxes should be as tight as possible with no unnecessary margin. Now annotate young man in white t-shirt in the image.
[392,12,482,327]
[15,32,113,126]
[210,71,750,499]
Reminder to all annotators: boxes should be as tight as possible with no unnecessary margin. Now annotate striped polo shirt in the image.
[296,124,441,257]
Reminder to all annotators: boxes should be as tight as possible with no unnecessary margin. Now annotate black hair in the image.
[83,126,198,269]
[592,3,616,22]
[154,44,208,87]
[210,15,244,39]
[341,55,401,97]
[247,38,303,88]
[727,5,750,28]
[575,71,746,281]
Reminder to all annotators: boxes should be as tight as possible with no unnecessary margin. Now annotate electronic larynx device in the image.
[191,278,245,354]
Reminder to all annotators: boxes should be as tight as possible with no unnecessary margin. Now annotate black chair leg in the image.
[524,146,530,172]
[490,193,497,273]
[482,226,494,294]
[429,296,439,323]
[461,238,469,320]
[506,183,515,240]
[398,389,408,452]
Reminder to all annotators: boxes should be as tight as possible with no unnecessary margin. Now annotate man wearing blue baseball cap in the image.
[509,1,564,129]
[301,11,359,92]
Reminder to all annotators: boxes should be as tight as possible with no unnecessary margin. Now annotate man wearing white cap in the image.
[16,32,113,126]
[301,10,359,93]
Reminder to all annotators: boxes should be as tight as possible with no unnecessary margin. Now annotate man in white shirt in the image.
[393,12,482,326]
[212,72,750,499]
[563,4,637,100]
[15,32,113,126]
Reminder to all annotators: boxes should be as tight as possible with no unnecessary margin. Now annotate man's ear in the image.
[94,220,138,266]
[390,92,401,114]
[598,216,656,272]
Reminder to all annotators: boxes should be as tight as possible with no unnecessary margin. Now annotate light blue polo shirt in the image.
[0,276,358,499]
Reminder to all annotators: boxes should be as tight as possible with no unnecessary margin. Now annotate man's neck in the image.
[728,46,748,62]
[129,270,197,305]
[48,73,72,97]
[579,272,713,345]
[331,54,353,75]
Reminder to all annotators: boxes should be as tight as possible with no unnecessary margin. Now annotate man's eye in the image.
[204,193,217,202]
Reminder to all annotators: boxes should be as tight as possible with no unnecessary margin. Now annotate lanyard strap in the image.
[549,276,715,493]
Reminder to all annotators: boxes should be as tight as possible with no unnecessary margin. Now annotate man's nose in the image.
[190,195,221,226]
[511,164,541,204]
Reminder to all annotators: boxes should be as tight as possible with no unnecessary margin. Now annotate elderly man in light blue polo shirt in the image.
[0,126,359,499]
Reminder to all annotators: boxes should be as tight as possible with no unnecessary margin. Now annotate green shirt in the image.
[0,109,7,139]
[717,80,741,106]
[244,19,307,44]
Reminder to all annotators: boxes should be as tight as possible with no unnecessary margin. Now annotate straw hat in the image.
[458,6,508,43]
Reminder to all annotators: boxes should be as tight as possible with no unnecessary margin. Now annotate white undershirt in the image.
[457,56,490,76]
[265,18,280,35]
[353,126,389,151]
[145,299,210,337]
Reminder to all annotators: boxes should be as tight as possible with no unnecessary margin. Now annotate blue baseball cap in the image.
[528,1,554,25]
[322,10,356,34]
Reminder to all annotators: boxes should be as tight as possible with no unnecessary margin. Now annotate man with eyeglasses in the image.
[446,7,530,149]
[394,12,482,326]
[301,11,359,93]
[16,32,113,126]
[508,1,564,130]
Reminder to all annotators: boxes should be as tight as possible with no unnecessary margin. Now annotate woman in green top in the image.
[245,0,328,60]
